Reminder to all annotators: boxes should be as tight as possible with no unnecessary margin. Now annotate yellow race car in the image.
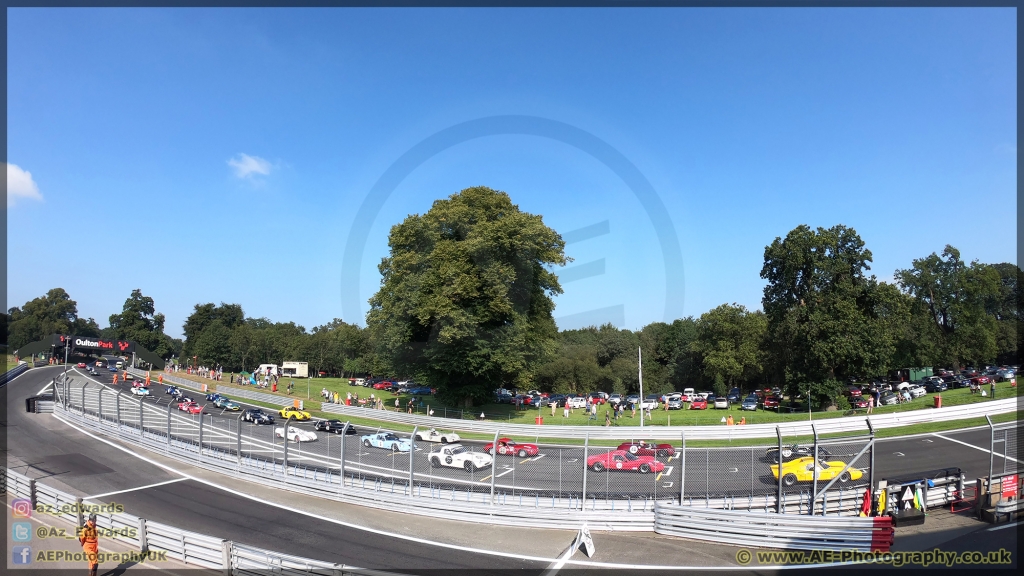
[278,407,312,421]
[770,456,863,487]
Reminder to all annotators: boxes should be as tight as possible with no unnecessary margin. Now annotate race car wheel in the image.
[628,445,639,455]
[638,463,651,474]
[430,457,441,468]
[657,449,669,458]
[517,449,528,458]
[839,471,851,483]
[591,462,605,472]
[781,449,792,458]
[363,439,371,448]
[464,461,474,472]
[391,444,400,453]
[782,473,798,487]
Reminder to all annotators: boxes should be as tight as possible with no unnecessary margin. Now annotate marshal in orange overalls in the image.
[79,517,99,576]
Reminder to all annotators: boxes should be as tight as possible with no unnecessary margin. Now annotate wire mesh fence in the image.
[60,375,876,513]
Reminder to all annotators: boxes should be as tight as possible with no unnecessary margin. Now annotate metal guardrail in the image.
[2,362,29,386]
[127,367,207,393]
[654,503,895,551]
[216,385,299,408]
[320,398,1019,440]
[5,468,393,575]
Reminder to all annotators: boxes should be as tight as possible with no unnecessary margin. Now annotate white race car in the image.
[428,444,493,472]
[275,426,317,443]
[130,386,150,396]
[414,428,461,444]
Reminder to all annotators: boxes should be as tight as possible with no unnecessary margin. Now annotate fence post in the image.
[776,425,783,513]
[811,423,819,516]
[220,540,231,576]
[76,496,84,528]
[283,415,294,479]
[139,395,145,434]
[29,478,37,510]
[340,422,350,493]
[116,393,122,433]
[199,412,205,457]
[986,415,994,482]
[98,390,103,422]
[138,518,149,554]
[81,384,86,416]
[236,415,243,466]
[167,402,173,449]
[489,429,501,504]
[679,431,686,504]
[409,426,418,493]
[866,418,875,502]
[581,432,589,510]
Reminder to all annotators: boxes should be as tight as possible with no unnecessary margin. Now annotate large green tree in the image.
[761,225,900,406]
[7,288,101,350]
[896,246,1002,368]
[690,304,766,393]
[367,186,568,406]
[107,289,175,358]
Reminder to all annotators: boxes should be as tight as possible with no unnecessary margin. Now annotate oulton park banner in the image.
[52,334,135,354]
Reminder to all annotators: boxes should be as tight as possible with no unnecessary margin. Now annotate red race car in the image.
[587,450,665,474]
[177,401,203,414]
[849,398,870,409]
[617,440,675,458]
[484,438,539,458]
[689,398,708,410]
[76,362,87,368]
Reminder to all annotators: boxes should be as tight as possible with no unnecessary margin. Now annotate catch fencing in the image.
[987,415,1021,481]
[5,468,408,575]
[50,374,906,527]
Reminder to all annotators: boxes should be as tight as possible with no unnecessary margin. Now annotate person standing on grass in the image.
[395,397,400,410]
[563,404,570,419]
[631,402,636,419]
[866,394,874,414]
[605,409,611,427]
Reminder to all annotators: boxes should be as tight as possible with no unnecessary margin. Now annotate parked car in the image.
[713,396,729,409]
[547,394,566,407]
[408,386,433,395]
[879,392,899,406]
[689,398,708,410]
[849,397,870,409]
[276,426,317,443]
[242,408,274,425]
[763,396,781,409]
[771,457,864,487]
[618,440,675,458]
[494,393,513,404]
[313,419,357,434]
[638,395,660,410]
[566,396,588,409]
[726,387,741,404]
[844,386,863,398]
[588,392,608,404]
[741,395,759,411]
[484,438,539,458]
[372,381,393,391]
[924,380,947,393]
[666,398,683,410]
[972,376,992,386]
[608,393,623,406]
[996,369,1015,382]
[625,394,640,405]
[361,432,412,452]
[908,385,927,398]
[415,428,461,444]
[428,444,492,471]
[587,450,664,473]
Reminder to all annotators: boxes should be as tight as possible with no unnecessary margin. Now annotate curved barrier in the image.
[654,503,894,552]
[318,399,1018,440]
[1,362,29,386]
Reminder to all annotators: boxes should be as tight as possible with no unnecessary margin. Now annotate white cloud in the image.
[227,153,272,179]
[6,163,43,207]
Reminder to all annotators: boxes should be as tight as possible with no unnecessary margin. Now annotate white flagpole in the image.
[638,346,644,429]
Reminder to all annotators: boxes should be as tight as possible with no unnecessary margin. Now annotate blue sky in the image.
[7,8,1017,339]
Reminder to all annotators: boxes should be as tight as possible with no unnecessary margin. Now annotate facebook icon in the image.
[13,546,32,565]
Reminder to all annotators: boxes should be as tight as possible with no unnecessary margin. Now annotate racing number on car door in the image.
[445,456,453,465]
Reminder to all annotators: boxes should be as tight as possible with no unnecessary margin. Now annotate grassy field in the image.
[155,369,1021,447]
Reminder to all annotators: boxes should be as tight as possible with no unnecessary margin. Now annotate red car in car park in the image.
[763,396,781,409]
[484,438,539,457]
[844,386,862,398]
[972,376,992,386]
[372,381,393,390]
[587,450,665,473]
[689,398,708,410]
[617,440,675,458]
[849,398,870,409]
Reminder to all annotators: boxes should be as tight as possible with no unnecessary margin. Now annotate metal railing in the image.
[2,362,29,385]
[654,503,895,552]
[128,367,207,393]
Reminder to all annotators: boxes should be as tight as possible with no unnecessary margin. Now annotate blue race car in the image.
[206,393,224,402]
[361,432,412,453]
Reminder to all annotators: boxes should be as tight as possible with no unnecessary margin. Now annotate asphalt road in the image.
[8,365,551,574]
[58,363,1014,505]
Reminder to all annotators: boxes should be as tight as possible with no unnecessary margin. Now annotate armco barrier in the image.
[319,398,1018,440]
[5,469,397,575]
[2,362,29,385]
[127,367,207,393]
[654,503,894,551]
[216,386,298,408]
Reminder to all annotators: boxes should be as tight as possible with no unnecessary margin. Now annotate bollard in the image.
[581,433,590,510]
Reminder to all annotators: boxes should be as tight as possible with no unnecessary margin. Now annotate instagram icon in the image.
[11,499,32,518]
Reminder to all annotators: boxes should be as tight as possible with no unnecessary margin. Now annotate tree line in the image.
[5,187,1019,410]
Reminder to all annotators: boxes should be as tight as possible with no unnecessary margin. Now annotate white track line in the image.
[987,521,1021,532]
[931,433,1020,463]
[85,478,188,499]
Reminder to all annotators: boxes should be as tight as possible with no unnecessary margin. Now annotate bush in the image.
[834,395,851,411]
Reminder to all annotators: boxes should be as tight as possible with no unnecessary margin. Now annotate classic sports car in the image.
[484,438,539,458]
[689,398,708,410]
[361,432,412,452]
[428,444,493,472]
[279,407,312,421]
[242,408,274,424]
[124,373,134,381]
[314,419,357,435]
[177,401,203,414]
[771,456,863,487]
[414,428,461,444]
[765,444,832,463]
[130,386,150,396]
[165,385,180,396]
[587,450,665,474]
[76,362,87,368]
[179,396,196,404]
[109,366,118,372]
[213,397,241,411]
[275,426,317,443]
[206,393,223,402]
[617,440,675,458]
